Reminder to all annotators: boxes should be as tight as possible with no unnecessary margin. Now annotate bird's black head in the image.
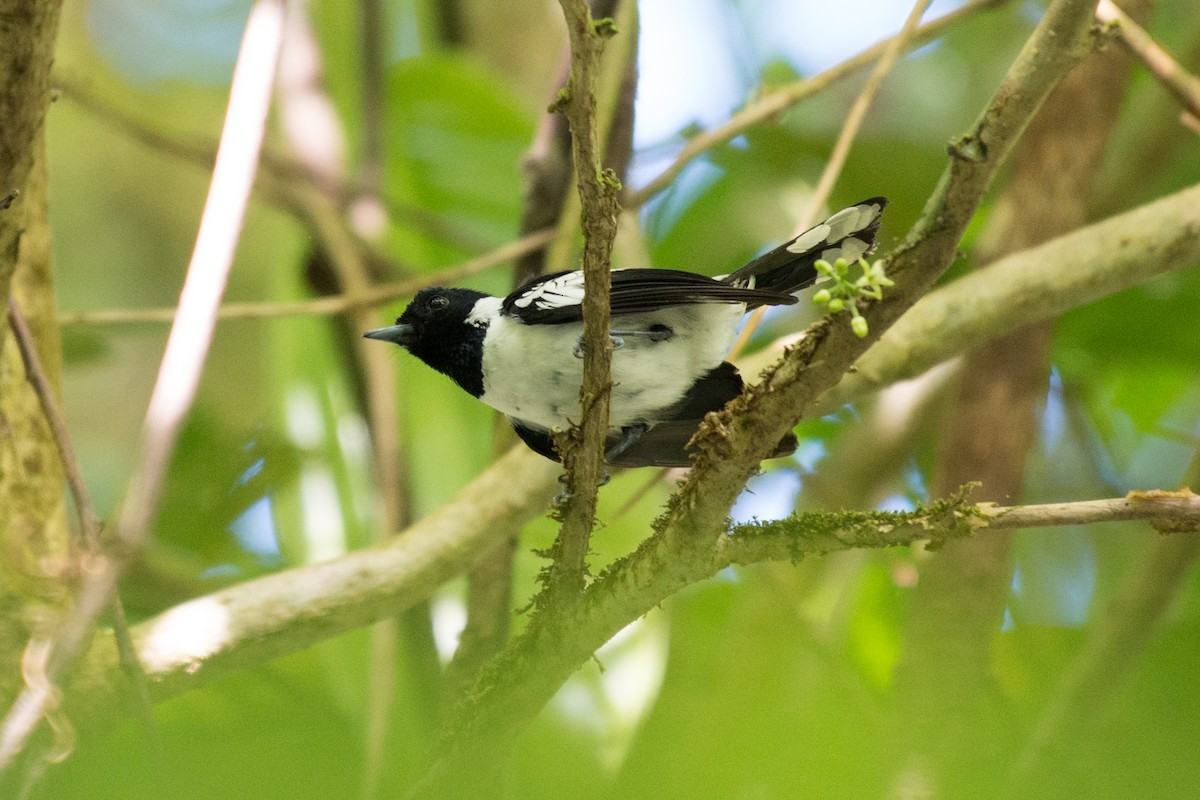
[363,287,491,396]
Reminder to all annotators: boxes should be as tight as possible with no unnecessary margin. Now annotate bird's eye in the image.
[427,295,451,311]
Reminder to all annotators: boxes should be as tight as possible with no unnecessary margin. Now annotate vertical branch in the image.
[0,0,67,741]
[448,0,635,704]
[0,0,62,308]
[541,1,622,607]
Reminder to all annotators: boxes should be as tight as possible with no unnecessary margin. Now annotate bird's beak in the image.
[362,323,417,346]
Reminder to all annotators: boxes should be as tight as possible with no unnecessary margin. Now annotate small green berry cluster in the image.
[810,257,894,338]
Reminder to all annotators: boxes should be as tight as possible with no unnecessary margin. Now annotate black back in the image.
[503,269,796,325]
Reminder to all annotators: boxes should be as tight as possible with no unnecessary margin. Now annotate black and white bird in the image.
[364,197,887,468]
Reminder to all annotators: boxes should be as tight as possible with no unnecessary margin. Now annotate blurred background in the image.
[25,0,1200,797]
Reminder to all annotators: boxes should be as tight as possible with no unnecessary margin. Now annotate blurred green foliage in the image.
[26,0,1200,798]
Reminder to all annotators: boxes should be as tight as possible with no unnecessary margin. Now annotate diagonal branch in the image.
[729,0,933,359]
[669,0,1102,562]
[813,179,1200,414]
[1097,0,1200,123]
[72,447,559,715]
[626,0,1010,208]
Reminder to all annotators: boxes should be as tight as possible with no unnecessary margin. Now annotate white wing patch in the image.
[511,271,587,310]
[787,223,832,254]
[787,200,884,257]
[824,236,869,264]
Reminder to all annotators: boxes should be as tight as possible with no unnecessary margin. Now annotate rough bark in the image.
[0,0,68,732]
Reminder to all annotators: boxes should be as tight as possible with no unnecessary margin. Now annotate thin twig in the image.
[7,300,99,540]
[981,492,1200,530]
[804,0,936,233]
[625,0,1008,209]
[58,227,555,325]
[1097,0,1200,124]
[0,0,286,773]
[728,0,933,359]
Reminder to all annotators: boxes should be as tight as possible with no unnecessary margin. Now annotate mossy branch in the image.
[541,0,623,611]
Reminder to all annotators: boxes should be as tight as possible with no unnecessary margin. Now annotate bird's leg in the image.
[573,335,624,358]
[609,324,674,342]
[604,423,650,464]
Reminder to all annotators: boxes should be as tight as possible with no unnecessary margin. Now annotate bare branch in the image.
[723,492,1200,566]
[76,447,559,710]
[1097,0,1200,124]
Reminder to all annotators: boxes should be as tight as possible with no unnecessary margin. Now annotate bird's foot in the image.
[604,423,650,464]
[553,470,611,504]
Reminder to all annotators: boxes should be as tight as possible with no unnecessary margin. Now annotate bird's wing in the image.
[720,196,889,299]
[502,268,796,325]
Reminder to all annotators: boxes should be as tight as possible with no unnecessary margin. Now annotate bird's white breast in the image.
[478,303,744,431]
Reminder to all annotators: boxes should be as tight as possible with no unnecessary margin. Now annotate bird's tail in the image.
[720,197,888,301]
